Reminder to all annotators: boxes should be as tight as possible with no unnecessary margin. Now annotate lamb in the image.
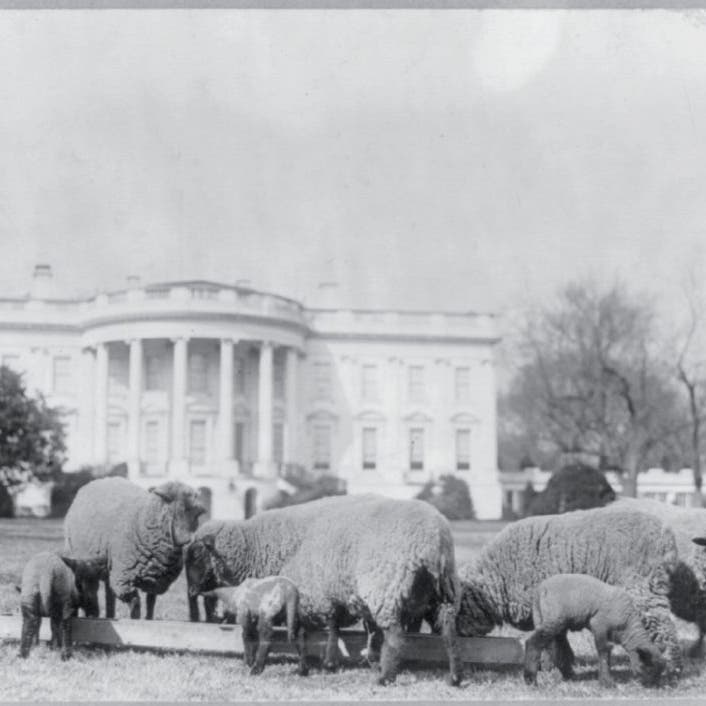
[64,477,205,619]
[185,493,461,686]
[457,506,683,678]
[18,551,106,660]
[605,497,706,657]
[201,576,308,676]
[523,573,666,688]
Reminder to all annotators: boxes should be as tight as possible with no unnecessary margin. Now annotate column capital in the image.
[259,340,274,350]
[124,337,143,347]
[170,336,189,345]
[220,337,238,347]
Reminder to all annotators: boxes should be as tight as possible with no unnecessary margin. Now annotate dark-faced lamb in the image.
[202,576,308,676]
[64,477,205,619]
[524,573,666,688]
[457,506,683,678]
[185,493,461,686]
[18,551,106,660]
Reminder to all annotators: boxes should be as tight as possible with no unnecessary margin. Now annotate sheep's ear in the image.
[201,534,217,552]
[60,555,107,578]
[149,482,179,503]
[60,556,80,573]
[692,537,706,547]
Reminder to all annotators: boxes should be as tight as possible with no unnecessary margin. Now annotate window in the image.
[107,421,124,463]
[109,355,128,390]
[362,427,377,470]
[456,428,471,471]
[144,421,160,467]
[1,354,20,370]
[234,421,247,463]
[273,358,285,400]
[145,354,162,391]
[234,357,246,396]
[674,492,691,508]
[409,428,424,470]
[455,367,470,403]
[189,353,208,393]
[189,420,207,466]
[313,425,331,470]
[361,364,378,402]
[408,365,425,402]
[313,361,332,400]
[273,423,284,464]
[52,356,72,395]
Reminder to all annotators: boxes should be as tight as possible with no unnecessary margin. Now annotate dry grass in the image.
[1,517,706,701]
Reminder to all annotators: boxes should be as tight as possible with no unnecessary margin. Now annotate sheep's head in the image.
[61,555,108,618]
[150,482,206,546]
[634,645,666,687]
[185,539,218,597]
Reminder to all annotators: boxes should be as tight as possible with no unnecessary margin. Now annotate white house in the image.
[0,265,503,520]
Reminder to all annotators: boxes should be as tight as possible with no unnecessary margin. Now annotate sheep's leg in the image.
[323,613,341,672]
[295,625,309,677]
[590,620,615,688]
[145,593,156,620]
[19,605,40,659]
[49,615,62,649]
[524,629,554,685]
[105,580,116,619]
[363,618,383,666]
[60,615,73,661]
[552,630,575,680]
[242,615,258,668]
[250,620,273,675]
[438,603,462,686]
[205,594,219,623]
[128,593,141,620]
[377,623,405,686]
[188,593,200,622]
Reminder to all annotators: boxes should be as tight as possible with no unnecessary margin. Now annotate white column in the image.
[255,341,275,477]
[93,342,108,467]
[127,338,143,478]
[219,338,236,467]
[78,347,95,467]
[284,347,298,464]
[171,337,188,470]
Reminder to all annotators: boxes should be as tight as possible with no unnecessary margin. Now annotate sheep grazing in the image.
[186,493,461,686]
[524,573,666,688]
[605,497,706,657]
[185,519,223,624]
[64,477,205,619]
[201,576,308,676]
[18,551,106,660]
[457,506,683,678]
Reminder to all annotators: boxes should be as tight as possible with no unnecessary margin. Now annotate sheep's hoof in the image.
[60,652,72,662]
[249,665,264,676]
[323,660,339,673]
[17,651,28,660]
[523,671,538,686]
[598,678,615,689]
[376,674,396,686]
[446,673,462,687]
[296,665,309,677]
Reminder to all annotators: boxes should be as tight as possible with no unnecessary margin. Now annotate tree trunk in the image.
[621,442,640,498]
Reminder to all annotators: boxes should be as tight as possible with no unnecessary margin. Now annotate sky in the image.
[1,9,706,324]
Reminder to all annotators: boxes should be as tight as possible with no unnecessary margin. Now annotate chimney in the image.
[126,275,141,289]
[31,264,54,300]
[317,281,340,309]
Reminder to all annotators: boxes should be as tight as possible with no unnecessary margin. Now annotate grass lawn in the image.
[1,517,706,700]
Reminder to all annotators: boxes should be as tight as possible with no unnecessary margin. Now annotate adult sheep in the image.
[604,497,706,657]
[457,506,684,678]
[64,478,205,619]
[185,493,461,686]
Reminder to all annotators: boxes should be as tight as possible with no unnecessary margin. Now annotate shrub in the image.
[0,483,14,518]
[416,474,475,520]
[49,467,97,518]
[526,462,616,516]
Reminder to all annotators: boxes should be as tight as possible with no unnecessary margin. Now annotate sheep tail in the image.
[285,590,299,643]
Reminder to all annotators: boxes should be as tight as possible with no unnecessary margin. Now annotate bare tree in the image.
[673,269,706,506]
[501,280,686,496]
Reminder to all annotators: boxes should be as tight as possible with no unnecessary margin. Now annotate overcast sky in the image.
[1,9,706,322]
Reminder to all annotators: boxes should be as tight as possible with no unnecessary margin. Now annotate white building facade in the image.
[0,265,503,520]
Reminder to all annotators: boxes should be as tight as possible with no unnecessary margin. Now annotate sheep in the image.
[18,551,106,660]
[185,519,223,624]
[605,497,706,657]
[201,576,308,676]
[457,506,683,678]
[523,573,666,688]
[185,493,461,686]
[63,477,205,619]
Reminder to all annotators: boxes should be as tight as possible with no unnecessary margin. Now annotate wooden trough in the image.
[0,614,523,669]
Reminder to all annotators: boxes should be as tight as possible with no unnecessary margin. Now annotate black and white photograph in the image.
[1,3,706,702]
